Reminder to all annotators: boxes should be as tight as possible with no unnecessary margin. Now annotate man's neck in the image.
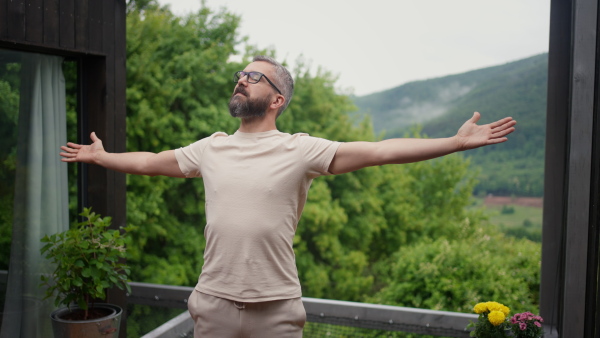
[238,115,278,133]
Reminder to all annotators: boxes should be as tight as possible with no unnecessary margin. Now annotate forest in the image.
[0,1,541,336]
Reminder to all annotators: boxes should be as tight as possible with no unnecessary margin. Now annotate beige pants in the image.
[187,290,306,338]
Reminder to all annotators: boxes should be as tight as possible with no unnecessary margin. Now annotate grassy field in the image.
[472,197,543,242]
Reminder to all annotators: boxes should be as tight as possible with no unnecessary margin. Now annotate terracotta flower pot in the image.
[50,303,122,338]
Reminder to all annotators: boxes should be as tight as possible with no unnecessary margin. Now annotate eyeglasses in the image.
[233,71,282,95]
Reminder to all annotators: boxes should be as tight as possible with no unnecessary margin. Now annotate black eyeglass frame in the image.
[233,71,282,95]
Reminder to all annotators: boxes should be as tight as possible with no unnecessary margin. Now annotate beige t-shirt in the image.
[174,130,341,302]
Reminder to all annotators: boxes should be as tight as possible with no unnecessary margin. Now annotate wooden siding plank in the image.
[561,0,598,336]
[88,0,102,53]
[25,0,43,43]
[7,0,26,41]
[59,0,74,48]
[0,0,8,38]
[103,4,127,336]
[590,52,600,332]
[540,0,571,332]
[74,0,89,50]
[84,56,108,215]
[114,0,126,155]
[43,0,60,46]
[102,0,116,228]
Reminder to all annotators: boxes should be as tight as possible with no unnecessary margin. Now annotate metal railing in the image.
[0,276,558,338]
[129,282,477,338]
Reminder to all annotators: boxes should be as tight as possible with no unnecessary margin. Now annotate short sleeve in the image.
[174,132,227,177]
[298,135,341,177]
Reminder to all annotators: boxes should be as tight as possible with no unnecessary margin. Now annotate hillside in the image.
[353,54,548,196]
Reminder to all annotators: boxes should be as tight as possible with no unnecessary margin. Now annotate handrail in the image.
[0,277,558,337]
[129,282,476,337]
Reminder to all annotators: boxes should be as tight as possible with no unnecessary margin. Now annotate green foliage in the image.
[40,208,134,319]
[0,60,20,270]
[126,304,184,337]
[482,202,543,243]
[369,228,540,314]
[124,3,242,286]
[63,61,79,222]
[467,316,510,338]
[501,205,515,215]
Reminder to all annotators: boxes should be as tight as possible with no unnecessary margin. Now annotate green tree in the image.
[370,228,541,314]
[0,61,20,270]
[125,2,241,285]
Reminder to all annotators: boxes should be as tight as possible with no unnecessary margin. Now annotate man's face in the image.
[229,62,277,119]
[228,86,272,119]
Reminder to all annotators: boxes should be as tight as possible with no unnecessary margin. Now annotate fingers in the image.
[59,142,82,162]
[492,126,516,139]
[64,142,82,149]
[59,152,77,162]
[90,132,100,143]
[472,113,516,130]
[490,117,516,129]
[59,146,78,159]
[469,112,481,124]
[487,137,509,145]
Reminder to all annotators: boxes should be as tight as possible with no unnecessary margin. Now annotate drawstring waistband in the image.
[234,301,246,310]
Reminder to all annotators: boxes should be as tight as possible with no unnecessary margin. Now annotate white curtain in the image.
[0,53,69,338]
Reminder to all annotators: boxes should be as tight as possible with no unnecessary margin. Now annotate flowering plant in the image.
[467,301,511,338]
[509,312,543,338]
[466,301,544,338]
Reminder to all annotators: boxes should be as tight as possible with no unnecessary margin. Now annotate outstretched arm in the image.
[60,132,186,178]
[328,112,516,175]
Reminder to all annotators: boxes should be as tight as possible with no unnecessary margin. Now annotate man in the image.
[60,55,516,337]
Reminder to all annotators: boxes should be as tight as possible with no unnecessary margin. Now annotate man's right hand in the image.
[59,132,186,178]
[60,131,104,164]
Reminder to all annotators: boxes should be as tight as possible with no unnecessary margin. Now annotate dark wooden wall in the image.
[0,0,127,335]
[542,0,600,337]
[0,0,126,239]
[0,0,119,55]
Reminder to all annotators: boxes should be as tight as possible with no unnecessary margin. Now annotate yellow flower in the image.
[485,301,509,313]
[488,310,506,326]
[485,301,500,311]
[473,302,488,314]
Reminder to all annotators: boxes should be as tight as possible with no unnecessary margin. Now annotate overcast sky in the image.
[156,0,550,96]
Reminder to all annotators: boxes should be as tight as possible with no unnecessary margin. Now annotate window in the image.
[0,49,77,337]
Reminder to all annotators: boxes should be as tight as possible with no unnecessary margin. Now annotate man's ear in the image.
[270,94,285,110]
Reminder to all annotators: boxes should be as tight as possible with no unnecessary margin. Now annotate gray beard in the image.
[228,94,271,119]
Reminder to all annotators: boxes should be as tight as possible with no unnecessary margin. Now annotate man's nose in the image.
[237,73,249,85]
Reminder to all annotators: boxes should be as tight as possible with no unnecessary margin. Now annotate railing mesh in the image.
[304,314,465,338]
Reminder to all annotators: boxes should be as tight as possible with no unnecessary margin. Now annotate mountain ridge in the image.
[353,53,548,197]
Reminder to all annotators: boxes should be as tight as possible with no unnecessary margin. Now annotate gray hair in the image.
[253,55,294,117]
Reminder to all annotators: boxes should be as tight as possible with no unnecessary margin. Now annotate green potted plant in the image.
[466,301,544,338]
[467,301,511,337]
[40,207,133,338]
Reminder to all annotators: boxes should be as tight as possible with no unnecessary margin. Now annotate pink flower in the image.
[535,321,541,327]
[520,322,527,330]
